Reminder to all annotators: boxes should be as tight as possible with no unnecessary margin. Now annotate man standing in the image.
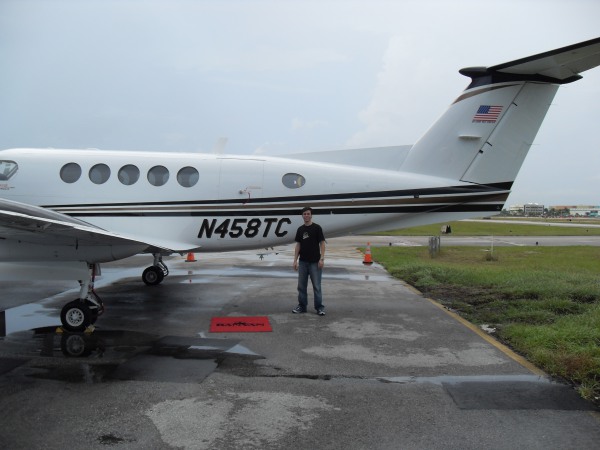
[292,206,326,315]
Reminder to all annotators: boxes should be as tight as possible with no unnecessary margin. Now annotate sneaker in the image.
[317,307,326,316]
[292,305,307,314]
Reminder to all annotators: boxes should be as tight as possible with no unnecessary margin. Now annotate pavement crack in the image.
[265,374,334,380]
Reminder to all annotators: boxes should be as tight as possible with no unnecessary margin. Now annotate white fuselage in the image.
[0,148,506,260]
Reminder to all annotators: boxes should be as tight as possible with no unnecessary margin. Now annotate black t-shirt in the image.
[295,223,325,263]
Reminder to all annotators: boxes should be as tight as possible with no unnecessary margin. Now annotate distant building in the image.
[523,203,544,216]
[550,205,600,217]
[508,204,523,215]
[507,203,544,216]
[509,204,600,217]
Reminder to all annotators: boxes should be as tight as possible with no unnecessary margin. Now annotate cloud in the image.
[346,35,458,148]
[1,0,599,204]
[291,118,328,131]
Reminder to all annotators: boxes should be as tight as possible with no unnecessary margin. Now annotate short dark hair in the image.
[301,206,312,214]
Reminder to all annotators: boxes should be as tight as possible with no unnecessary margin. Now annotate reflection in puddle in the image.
[178,266,390,283]
[0,327,260,384]
[1,264,151,337]
[3,303,59,336]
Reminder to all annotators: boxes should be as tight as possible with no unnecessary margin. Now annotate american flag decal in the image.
[472,105,503,123]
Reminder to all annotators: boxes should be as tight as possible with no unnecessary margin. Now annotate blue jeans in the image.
[297,260,323,310]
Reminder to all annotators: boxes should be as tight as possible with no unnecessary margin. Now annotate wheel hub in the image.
[66,308,84,327]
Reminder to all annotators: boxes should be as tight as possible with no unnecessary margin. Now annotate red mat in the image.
[209,316,272,333]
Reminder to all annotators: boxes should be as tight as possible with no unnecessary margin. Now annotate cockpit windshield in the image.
[0,160,18,180]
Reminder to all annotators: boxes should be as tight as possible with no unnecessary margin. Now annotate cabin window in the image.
[177,166,199,187]
[118,164,140,185]
[148,165,169,186]
[89,163,111,184]
[0,160,18,181]
[60,163,82,183]
[282,173,306,189]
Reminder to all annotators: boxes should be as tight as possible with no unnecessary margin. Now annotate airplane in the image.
[1,37,599,332]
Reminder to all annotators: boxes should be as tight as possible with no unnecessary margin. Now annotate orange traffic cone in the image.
[363,242,373,265]
[185,252,197,262]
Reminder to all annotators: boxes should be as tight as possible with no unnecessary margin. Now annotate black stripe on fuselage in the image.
[65,202,505,218]
[43,182,512,211]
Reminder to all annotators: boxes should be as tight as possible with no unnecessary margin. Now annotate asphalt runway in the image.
[0,237,599,449]
[342,234,600,248]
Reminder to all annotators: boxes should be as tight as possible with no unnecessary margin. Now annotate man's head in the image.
[301,206,313,224]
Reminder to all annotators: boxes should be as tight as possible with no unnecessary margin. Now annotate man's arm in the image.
[293,242,301,271]
[318,240,326,268]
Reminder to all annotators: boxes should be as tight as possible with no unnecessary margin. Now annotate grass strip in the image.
[371,245,600,404]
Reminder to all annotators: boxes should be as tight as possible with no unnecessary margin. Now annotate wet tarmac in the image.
[0,237,599,449]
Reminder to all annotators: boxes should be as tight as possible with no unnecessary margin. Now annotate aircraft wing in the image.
[0,198,199,254]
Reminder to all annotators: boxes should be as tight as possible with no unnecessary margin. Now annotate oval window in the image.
[118,164,140,186]
[148,165,169,186]
[177,166,199,187]
[60,163,82,183]
[282,173,306,189]
[89,164,111,184]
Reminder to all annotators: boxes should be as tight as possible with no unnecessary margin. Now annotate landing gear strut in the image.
[142,253,169,286]
[58,255,169,331]
[59,264,104,332]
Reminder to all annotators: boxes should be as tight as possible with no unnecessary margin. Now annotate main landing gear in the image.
[59,264,104,332]
[142,253,169,286]
[58,255,170,331]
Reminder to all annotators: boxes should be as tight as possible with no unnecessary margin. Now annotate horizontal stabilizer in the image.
[460,37,600,86]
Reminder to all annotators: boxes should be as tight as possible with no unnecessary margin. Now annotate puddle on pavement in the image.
[0,251,380,383]
[177,265,390,283]
[2,303,58,335]
[0,260,385,337]
[0,326,260,384]
[0,262,160,336]
[378,374,552,385]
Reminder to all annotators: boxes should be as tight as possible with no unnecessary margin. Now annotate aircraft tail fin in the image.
[400,37,600,186]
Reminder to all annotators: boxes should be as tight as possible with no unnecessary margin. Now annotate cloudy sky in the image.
[1,0,598,206]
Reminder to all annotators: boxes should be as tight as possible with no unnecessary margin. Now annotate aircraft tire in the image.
[60,300,92,332]
[142,266,165,286]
